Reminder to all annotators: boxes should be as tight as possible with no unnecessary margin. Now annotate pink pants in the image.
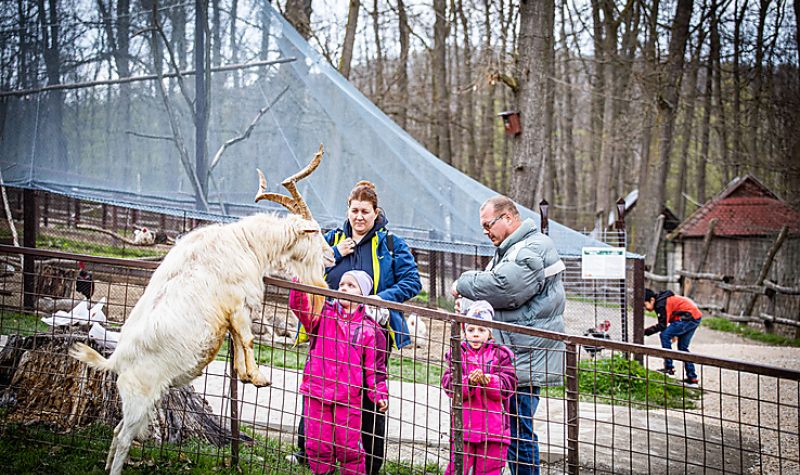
[445,440,507,475]
[305,397,366,475]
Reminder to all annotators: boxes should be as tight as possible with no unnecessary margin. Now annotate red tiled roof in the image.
[671,175,800,239]
[678,196,800,237]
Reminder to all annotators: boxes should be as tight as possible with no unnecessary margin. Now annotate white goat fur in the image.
[70,213,332,475]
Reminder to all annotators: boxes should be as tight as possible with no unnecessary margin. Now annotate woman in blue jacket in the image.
[291,180,422,475]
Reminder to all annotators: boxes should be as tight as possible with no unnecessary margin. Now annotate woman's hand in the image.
[336,237,357,257]
[376,399,389,412]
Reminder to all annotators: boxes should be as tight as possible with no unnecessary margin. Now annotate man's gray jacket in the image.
[456,218,566,387]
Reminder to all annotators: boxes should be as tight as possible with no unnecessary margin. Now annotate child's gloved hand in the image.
[376,399,389,412]
[468,368,487,385]
[365,296,390,326]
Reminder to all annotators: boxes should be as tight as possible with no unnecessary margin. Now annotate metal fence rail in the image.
[0,246,798,474]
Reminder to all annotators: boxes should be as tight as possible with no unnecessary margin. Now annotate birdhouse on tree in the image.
[498,111,521,136]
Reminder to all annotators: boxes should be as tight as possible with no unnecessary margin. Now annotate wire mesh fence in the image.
[0,246,798,474]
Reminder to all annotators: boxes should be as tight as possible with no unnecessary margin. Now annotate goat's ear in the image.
[294,219,321,234]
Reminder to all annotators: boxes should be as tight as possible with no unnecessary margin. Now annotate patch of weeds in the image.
[542,355,703,410]
[36,234,167,259]
[0,309,50,335]
[702,316,800,347]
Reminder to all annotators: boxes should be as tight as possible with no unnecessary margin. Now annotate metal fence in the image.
[0,246,798,474]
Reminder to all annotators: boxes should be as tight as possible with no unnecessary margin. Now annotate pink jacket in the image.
[441,341,517,444]
[290,291,389,405]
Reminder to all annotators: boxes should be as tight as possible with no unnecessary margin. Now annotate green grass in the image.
[0,422,442,474]
[542,355,703,410]
[0,309,50,335]
[702,316,800,347]
[36,234,167,259]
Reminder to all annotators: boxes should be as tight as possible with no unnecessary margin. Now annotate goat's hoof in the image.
[250,371,271,387]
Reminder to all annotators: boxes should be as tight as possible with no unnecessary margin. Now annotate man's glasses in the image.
[482,214,506,231]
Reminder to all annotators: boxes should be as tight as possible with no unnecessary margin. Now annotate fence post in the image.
[539,200,549,235]
[22,190,37,309]
[565,342,580,474]
[228,334,240,467]
[633,258,645,364]
[617,198,628,342]
[449,320,464,475]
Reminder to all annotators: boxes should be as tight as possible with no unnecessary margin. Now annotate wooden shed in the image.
[667,175,800,335]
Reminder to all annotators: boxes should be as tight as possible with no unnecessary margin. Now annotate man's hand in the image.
[451,281,460,298]
[376,399,389,412]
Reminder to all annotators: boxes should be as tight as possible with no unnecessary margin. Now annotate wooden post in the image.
[73,199,80,226]
[764,288,777,334]
[228,334,240,467]
[565,342,580,474]
[688,218,717,299]
[112,206,118,231]
[645,215,665,272]
[22,190,37,309]
[449,321,464,475]
[633,258,645,364]
[42,193,49,227]
[743,225,789,319]
[429,251,438,307]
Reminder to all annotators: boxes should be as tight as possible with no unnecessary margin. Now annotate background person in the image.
[452,195,566,475]
[643,288,703,386]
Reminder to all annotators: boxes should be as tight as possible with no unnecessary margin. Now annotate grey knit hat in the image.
[342,270,373,296]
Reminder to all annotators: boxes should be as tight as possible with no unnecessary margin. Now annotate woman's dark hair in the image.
[348,180,379,210]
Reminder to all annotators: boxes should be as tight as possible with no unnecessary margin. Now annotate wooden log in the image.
[716,282,767,294]
[716,313,762,324]
[645,271,680,283]
[760,313,800,328]
[0,333,247,445]
[688,218,717,298]
[744,225,789,318]
[677,270,733,282]
[697,303,724,312]
[764,280,800,296]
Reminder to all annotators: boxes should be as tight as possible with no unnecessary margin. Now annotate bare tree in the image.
[339,0,360,79]
[634,0,694,253]
[284,0,312,39]
[508,0,554,209]
[432,0,452,165]
[397,0,410,129]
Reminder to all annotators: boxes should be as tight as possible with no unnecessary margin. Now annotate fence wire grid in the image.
[0,246,798,474]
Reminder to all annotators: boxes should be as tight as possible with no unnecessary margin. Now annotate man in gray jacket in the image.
[452,195,566,475]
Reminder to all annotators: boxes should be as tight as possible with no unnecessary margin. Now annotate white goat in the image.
[70,147,332,475]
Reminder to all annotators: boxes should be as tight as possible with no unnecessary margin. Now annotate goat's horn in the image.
[254,168,300,214]
[281,144,324,221]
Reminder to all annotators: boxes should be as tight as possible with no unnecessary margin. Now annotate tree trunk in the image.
[284,0,313,39]
[338,0,360,79]
[509,0,553,209]
[710,0,728,192]
[397,0,410,129]
[675,30,704,219]
[732,0,746,177]
[457,0,476,176]
[230,0,239,88]
[634,0,694,252]
[749,0,771,167]
[558,0,577,223]
[589,0,606,216]
[433,0,453,165]
[371,0,384,102]
[37,0,68,171]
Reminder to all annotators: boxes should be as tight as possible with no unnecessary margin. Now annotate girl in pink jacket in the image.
[290,270,389,475]
[442,300,517,475]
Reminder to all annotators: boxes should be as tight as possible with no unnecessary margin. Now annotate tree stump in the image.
[0,332,248,446]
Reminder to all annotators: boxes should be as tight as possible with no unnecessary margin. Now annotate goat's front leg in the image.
[230,305,270,387]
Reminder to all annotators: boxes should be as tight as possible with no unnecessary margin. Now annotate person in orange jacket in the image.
[643,289,703,386]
